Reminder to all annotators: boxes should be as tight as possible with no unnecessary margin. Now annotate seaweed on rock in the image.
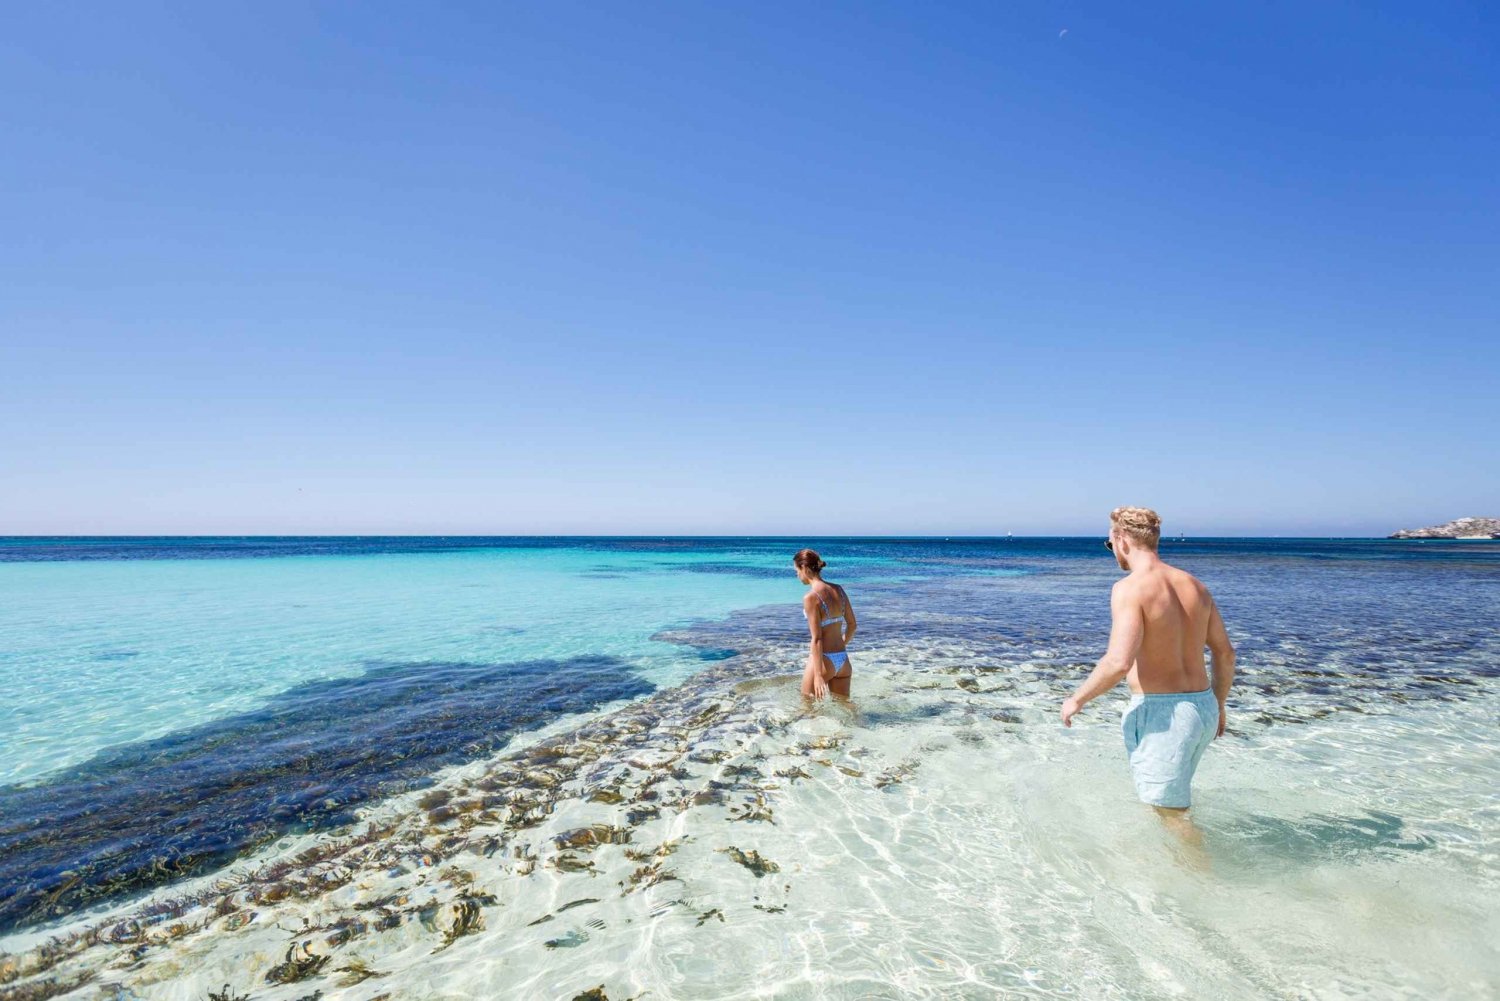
[264,941,329,984]
[0,971,97,1001]
[205,986,251,1001]
[717,847,780,877]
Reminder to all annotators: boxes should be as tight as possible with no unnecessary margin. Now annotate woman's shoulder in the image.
[820,583,849,606]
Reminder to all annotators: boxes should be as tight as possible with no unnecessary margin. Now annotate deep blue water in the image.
[5,534,1500,566]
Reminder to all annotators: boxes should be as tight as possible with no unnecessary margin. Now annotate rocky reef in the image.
[1389,516,1500,539]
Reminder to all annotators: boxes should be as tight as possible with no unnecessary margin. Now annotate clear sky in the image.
[2,2,1495,536]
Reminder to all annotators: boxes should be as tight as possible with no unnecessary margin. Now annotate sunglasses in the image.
[1103,538,1114,553]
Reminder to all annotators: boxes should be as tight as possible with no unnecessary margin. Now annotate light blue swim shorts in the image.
[1121,688,1219,808]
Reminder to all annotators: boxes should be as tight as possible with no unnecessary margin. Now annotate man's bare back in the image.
[1117,563,1221,696]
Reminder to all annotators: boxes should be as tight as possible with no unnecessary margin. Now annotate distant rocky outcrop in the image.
[1390,516,1500,539]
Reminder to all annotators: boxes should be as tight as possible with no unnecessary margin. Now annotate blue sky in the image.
[2,2,1495,535]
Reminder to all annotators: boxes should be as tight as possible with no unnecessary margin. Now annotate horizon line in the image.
[0,533,1451,542]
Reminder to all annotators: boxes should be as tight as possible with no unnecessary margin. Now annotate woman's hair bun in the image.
[793,548,826,573]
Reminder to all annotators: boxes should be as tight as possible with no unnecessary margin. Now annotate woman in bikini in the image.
[794,549,857,699]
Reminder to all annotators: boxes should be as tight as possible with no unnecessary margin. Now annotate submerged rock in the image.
[717,847,780,877]
[422,894,488,945]
[206,986,252,1001]
[553,825,632,849]
[265,941,329,984]
[333,958,384,986]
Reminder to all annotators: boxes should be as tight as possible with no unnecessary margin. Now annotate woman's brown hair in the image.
[793,548,826,574]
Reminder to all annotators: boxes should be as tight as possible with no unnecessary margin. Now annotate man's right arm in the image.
[1205,595,1235,737]
[1062,580,1143,726]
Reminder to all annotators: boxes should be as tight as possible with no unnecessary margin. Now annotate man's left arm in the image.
[1062,582,1144,727]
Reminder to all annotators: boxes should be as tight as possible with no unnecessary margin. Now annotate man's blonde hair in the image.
[1111,506,1162,550]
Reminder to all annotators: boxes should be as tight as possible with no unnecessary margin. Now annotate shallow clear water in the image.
[1,537,1496,998]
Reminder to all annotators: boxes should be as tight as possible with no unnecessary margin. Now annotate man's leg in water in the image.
[1154,805,1211,869]
[1154,806,1203,845]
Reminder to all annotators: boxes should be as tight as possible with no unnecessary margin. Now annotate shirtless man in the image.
[1061,507,1235,824]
